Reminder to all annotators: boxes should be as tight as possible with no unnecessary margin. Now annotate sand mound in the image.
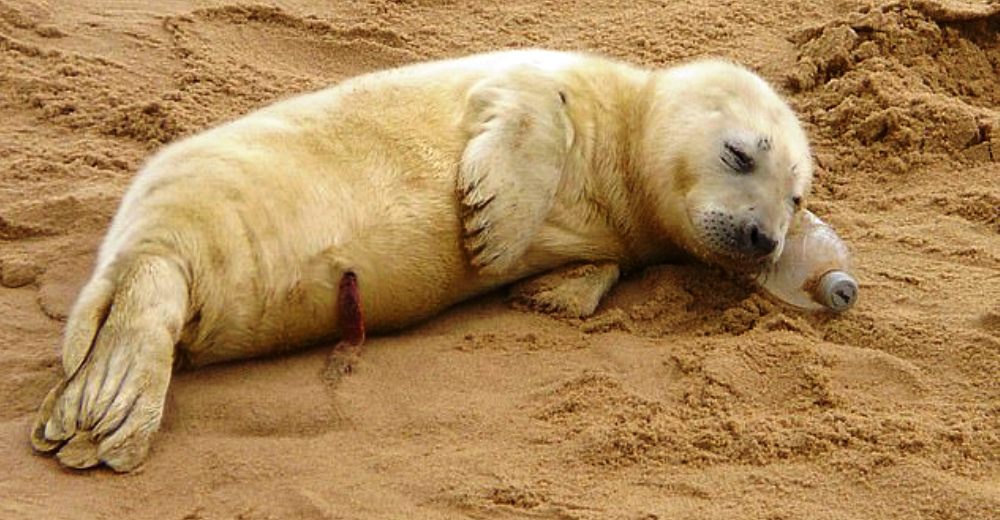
[787,0,999,171]
[0,0,997,519]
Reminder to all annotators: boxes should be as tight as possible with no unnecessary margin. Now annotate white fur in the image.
[32,50,813,471]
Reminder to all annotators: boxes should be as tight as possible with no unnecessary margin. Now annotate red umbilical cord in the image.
[337,271,365,346]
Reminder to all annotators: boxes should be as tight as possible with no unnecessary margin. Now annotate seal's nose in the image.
[738,219,777,257]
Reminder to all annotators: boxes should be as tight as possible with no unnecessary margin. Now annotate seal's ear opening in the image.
[789,163,807,213]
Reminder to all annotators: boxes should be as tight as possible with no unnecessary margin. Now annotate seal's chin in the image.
[676,233,771,275]
[702,249,772,276]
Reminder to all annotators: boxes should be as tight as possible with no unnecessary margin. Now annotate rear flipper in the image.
[31,254,189,472]
[510,262,620,318]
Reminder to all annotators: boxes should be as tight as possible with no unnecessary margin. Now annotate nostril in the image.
[754,231,777,255]
[740,220,777,256]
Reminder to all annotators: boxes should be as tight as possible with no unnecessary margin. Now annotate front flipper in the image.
[511,262,620,318]
[458,67,575,275]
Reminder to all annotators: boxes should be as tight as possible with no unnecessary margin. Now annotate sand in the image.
[0,0,997,518]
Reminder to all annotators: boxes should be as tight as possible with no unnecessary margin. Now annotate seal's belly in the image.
[187,204,486,365]
[176,123,488,364]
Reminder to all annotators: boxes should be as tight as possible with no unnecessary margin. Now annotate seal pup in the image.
[31,49,813,471]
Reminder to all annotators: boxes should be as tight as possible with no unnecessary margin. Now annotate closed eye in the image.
[721,141,754,173]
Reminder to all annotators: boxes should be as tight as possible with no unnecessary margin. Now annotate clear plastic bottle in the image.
[756,209,858,312]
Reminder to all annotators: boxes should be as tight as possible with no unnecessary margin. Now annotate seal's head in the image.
[638,59,813,272]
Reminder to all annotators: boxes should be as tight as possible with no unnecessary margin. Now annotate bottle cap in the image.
[815,271,858,312]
